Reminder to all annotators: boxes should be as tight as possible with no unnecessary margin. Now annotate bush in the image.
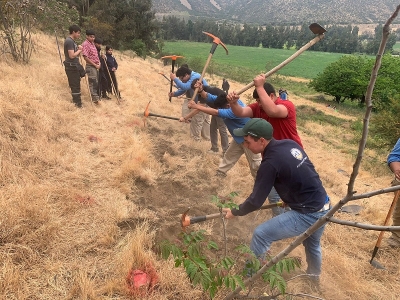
[131,39,147,58]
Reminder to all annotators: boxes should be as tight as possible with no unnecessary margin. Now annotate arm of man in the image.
[84,56,98,67]
[188,100,218,116]
[227,92,254,118]
[388,139,400,181]
[68,45,82,59]
[255,74,288,118]
[230,161,276,217]
[389,162,400,181]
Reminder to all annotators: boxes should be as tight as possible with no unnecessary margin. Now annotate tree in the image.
[87,0,159,55]
[0,0,78,63]
[309,55,370,103]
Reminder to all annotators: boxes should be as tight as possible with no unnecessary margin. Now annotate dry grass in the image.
[0,31,399,300]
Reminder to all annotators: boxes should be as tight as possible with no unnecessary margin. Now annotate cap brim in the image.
[233,128,246,137]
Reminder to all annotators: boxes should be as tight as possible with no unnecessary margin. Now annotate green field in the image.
[163,41,345,80]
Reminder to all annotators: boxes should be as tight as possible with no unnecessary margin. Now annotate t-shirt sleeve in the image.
[388,138,400,165]
[248,102,258,116]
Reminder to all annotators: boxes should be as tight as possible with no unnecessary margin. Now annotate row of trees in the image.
[157,17,397,55]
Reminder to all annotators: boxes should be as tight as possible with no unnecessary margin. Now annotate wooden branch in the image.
[346,185,400,201]
[328,218,400,231]
[346,5,400,197]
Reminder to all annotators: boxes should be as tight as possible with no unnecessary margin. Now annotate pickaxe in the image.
[369,190,400,269]
[161,55,184,102]
[182,32,228,121]
[158,71,170,82]
[158,72,178,87]
[181,202,283,231]
[102,55,121,104]
[143,101,180,126]
[236,23,326,95]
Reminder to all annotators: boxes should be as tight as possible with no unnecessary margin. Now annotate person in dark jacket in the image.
[105,45,120,97]
[223,118,330,283]
[94,38,110,100]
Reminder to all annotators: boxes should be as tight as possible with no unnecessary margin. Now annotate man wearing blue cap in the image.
[223,118,330,283]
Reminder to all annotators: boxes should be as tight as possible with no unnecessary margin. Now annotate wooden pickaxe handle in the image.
[370,190,400,262]
[147,112,180,121]
[143,101,180,127]
[236,25,326,95]
[181,202,283,228]
[161,55,184,102]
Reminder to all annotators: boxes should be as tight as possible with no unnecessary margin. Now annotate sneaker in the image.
[307,274,321,293]
[208,149,219,154]
[216,170,227,178]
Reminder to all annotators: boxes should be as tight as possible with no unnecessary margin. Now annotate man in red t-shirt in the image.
[228,74,302,147]
[227,74,303,216]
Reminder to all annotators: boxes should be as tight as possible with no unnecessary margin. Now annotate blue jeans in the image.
[250,209,327,276]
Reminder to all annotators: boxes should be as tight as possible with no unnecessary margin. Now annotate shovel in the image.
[370,190,400,269]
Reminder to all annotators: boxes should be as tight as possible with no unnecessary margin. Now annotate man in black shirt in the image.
[223,118,330,281]
[63,24,83,108]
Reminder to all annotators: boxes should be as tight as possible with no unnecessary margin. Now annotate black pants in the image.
[98,69,108,96]
[65,66,81,106]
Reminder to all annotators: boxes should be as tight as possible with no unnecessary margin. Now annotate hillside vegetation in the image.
[153,0,400,25]
[1,32,399,299]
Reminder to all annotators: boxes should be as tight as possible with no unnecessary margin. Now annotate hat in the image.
[86,29,95,36]
[233,118,273,139]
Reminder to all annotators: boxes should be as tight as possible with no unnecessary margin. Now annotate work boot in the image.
[102,93,112,100]
[208,149,219,155]
[72,95,82,108]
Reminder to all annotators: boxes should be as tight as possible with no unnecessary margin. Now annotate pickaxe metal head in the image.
[181,207,191,232]
[161,55,184,62]
[143,101,180,125]
[309,23,327,35]
[202,31,228,55]
[143,101,151,127]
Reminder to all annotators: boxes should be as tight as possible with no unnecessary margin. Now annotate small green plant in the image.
[159,193,301,299]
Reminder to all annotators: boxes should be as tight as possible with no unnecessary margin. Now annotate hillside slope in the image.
[0,32,399,299]
[153,0,399,25]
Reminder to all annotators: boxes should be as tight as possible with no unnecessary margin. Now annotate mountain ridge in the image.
[153,0,400,25]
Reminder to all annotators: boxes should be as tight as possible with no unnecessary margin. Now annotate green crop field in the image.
[163,41,345,80]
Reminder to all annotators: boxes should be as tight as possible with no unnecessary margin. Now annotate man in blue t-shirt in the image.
[223,118,330,282]
[169,66,210,141]
[387,138,400,247]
